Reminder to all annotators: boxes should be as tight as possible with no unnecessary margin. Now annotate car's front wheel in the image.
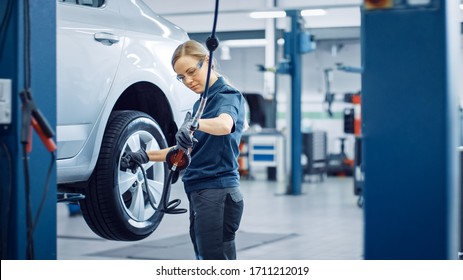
[80,110,168,241]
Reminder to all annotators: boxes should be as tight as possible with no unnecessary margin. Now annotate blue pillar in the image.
[0,0,56,259]
[280,10,315,195]
[286,10,303,195]
[362,0,460,259]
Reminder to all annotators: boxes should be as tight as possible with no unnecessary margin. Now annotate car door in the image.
[56,0,125,159]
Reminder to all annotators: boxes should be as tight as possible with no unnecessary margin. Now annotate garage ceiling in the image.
[146,0,463,38]
[146,0,362,34]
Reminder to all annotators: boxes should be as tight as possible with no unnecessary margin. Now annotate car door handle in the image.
[94,32,120,45]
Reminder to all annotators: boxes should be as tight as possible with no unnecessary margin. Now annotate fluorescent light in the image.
[250,11,286,19]
[250,9,327,19]
[221,39,267,48]
[460,4,463,9]
[301,9,327,17]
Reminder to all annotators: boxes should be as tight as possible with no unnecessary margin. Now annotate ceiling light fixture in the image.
[301,9,327,17]
[250,11,286,19]
[221,39,267,48]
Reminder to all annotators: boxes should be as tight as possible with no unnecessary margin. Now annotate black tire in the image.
[80,110,168,241]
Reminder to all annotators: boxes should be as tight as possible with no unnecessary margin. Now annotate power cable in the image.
[0,0,13,57]
[32,153,55,232]
[192,0,220,127]
[125,159,184,214]
[0,141,13,259]
[22,145,35,259]
[1,0,55,260]
[22,0,35,260]
[165,0,220,171]
[20,0,56,259]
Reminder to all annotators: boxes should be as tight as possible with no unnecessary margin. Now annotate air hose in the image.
[131,160,185,214]
[140,0,221,215]
[165,0,220,173]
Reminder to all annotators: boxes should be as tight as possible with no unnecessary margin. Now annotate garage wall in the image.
[216,47,265,94]
[214,39,361,157]
[216,39,361,95]
[213,35,463,156]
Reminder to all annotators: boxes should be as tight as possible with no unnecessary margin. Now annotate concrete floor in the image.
[57,175,363,260]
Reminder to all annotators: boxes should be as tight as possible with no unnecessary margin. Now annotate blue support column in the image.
[362,0,460,259]
[0,0,56,259]
[278,10,315,195]
[286,10,302,195]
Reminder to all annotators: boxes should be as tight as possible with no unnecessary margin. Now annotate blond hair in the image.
[172,40,214,69]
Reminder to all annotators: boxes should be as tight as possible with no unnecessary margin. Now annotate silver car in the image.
[57,0,196,241]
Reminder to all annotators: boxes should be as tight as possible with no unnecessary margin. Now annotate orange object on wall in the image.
[364,0,393,10]
[238,141,248,176]
[353,94,361,136]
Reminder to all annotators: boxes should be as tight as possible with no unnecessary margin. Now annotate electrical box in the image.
[283,31,316,57]
[0,79,12,125]
[299,31,316,54]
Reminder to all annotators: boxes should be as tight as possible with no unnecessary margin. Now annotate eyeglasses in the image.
[176,60,204,83]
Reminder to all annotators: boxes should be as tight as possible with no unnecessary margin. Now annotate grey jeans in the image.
[187,187,244,260]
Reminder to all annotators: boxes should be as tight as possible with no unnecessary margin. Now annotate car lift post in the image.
[0,0,57,259]
[362,0,460,259]
[278,10,316,195]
